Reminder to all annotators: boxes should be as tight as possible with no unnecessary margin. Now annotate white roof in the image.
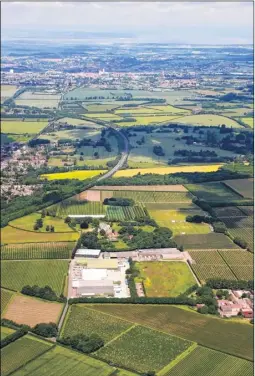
[68,215,105,218]
[82,268,107,280]
[76,249,101,256]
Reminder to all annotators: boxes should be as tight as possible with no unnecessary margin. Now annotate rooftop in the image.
[76,249,101,256]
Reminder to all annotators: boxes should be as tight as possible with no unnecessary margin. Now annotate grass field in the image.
[3,294,63,327]
[85,113,122,120]
[96,324,192,373]
[223,179,254,199]
[170,114,242,128]
[1,289,15,314]
[174,233,238,250]
[11,344,120,376]
[48,156,114,168]
[1,326,15,340]
[165,346,253,376]
[90,304,253,361]
[56,117,99,127]
[15,99,59,108]
[135,261,197,297]
[53,200,105,217]
[1,120,48,134]
[1,260,69,294]
[239,117,253,128]
[41,169,106,180]
[114,165,222,178]
[1,85,18,98]
[1,242,75,260]
[10,213,75,233]
[186,182,243,202]
[1,225,79,244]
[116,115,180,127]
[1,335,53,376]
[62,305,133,342]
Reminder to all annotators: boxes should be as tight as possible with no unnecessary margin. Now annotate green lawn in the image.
[1,120,48,134]
[135,261,196,297]
[10,213,75,233]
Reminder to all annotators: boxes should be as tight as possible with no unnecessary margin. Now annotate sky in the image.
[1,2,254,44]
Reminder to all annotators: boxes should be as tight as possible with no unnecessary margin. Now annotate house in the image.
[75,249,101,258]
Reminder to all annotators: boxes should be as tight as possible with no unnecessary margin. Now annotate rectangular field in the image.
[223,179,254,199]
[1,260,69,294]
[1,335,53,376]
[1,242,75,260]
[237,206,254,216]
[41,169,106,181]
[219,250,254,280]
[135,261,197,297]
[106,205,147,221]
[174,233,238,250]
[53,201,106,217]
[1,120,48,134]
[165,345,253,376]
[114,165,223,178]
[1,225,79,244]
[11,344,118,376]
[112,190,193,203]
[89,304,253,361]
[62,305,132,343]
[186,182,243,202]
[1,288,15,314]
[3,294,63,327]
[95,325,192,373]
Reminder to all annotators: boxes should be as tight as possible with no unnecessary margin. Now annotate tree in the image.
[198,306,209,314]
[234,237,247,249]
[100,229,106,236]
[65,217,71,224]
[46,225,50,232]
[50,226,55,232]
[32,323,58,338]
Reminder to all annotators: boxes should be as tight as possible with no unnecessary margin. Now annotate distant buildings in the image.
[217,290,253,318]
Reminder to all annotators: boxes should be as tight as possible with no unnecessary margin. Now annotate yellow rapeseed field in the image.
[114,164,223,177]
[41,170,106,180]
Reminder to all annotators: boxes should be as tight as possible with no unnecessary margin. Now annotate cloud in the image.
[1,2,253,44]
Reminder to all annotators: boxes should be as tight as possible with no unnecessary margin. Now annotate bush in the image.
[21,285,66,303]
[58,333,104,354]
[233,237,248,249]
[32,323,58,338]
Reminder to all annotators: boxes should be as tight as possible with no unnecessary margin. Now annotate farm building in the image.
[73,280,114,297]
[75,249,101,258]
[107,248,183,261]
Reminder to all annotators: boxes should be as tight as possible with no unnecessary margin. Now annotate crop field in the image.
[145,202,199,211]
[1,225,79,244]
[85,113,122,120]
[186,182,243,202]
[1,335,53,376]
[1,326,15,340]
[1,242,75,260]
[62,305,133,342]
[227,227,254,252]
[106,205,147,221]
[223,179,254,199]
[238,206,254,216]
[84,103,120,112]
[1,260,69,294]
[3,294,63,327]
[165,346,253,376]
[189,251,237,282]
[12,345,116,376]
[56,117,100,127]
[1,289,15,314]
[96,325,192,373]
[114,165,222,178]
[15,98,59,108]
[94,184,188,192]
[173,233,238,250]
[106,206,126,221]
[135,261,196,297]
[220,215,253,229]
[219,250,254,280]
[116,115,180,127]
[1,120,48,134]
[170,114,242,128]
[112,190,193,203]
[239,117,253,128]
[213,206,245,218]
[41,169,106,180]
[10,213,75,233]
[90,304,253,360]
[146,104,191,114]
[53,201,105,217]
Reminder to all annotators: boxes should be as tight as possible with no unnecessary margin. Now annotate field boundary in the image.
[103,323,137,347]
[157,342,198,376]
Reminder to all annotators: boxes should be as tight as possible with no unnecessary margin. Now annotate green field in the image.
[239,117,253,128]
[11,345,117,376]
[106,205,147,221]
[112,190,193,203]
[186,182,243,202]
[1,120,48,134]
[174,233,239,250]
[237,206,254,216]
[135,261,197,297]
[165,346,253,376]
[10,213,75,233]
[170,114,242,128]
[56,117,99,127]
[223,179,254,199]
[1,326,15,340]
[1,289,15,314]
[1,242,75,260]
[1,225,79,244]
[1,335,53,376]
[1,260,69,294]
[96,325,192,373]
[89,304,253,361]
[219,250,254,280]
[62,305,133,342]
[52,200,105,217]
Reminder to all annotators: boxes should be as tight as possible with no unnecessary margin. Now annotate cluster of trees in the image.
[1,319,58,338]
[103,197,134,206]
[119,217,157,227]
[153,145,165,157]
[68,296,196,306]
[196,286,218,315]
[33,218,44,231]
[21,285,66,303]
[186,214,227,234]
[58,333,104,354]
[79,230,115,252]
[125,258,139,298]
[206,279,253,290]
[233,237,248,249]
[174,149,217,158]
[128,227,176,249]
